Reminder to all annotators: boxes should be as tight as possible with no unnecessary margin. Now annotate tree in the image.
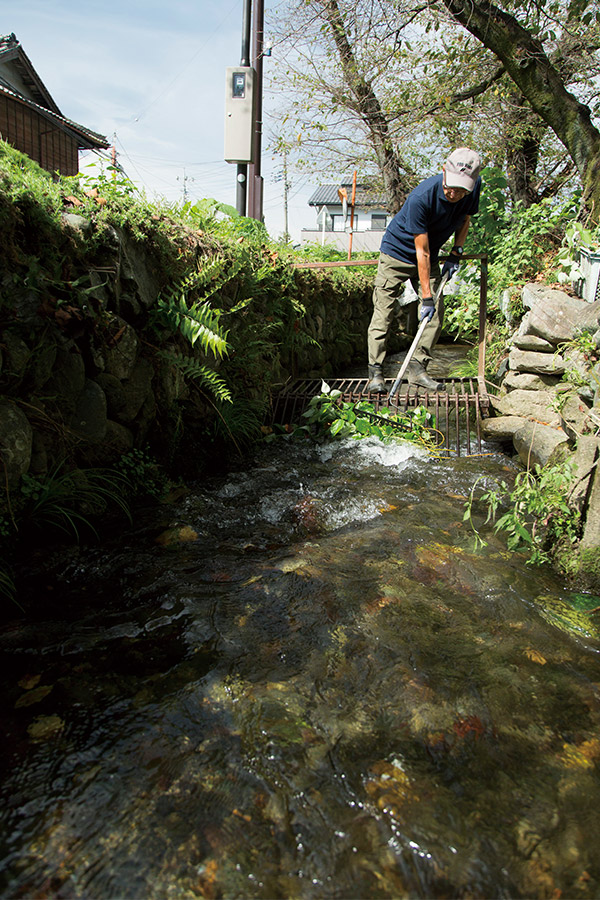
[439,0,600,220]
[267,0,426,211]
[267,0,600,216]
[319,0,412,211]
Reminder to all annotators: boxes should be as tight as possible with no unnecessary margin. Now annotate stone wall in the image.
[0,213,374,499]
[482,282,600,550]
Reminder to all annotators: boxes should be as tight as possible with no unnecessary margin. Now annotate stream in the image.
[1,423,600,898]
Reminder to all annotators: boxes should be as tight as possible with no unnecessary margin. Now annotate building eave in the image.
[0,83,109,150]
[0,33,61,114]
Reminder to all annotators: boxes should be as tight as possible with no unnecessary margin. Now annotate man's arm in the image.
[453,215,471,251]
[414,232,432,298]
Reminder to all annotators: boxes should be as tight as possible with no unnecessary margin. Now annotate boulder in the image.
[580,462,600,550]
[29,430,48,477]
[512,333,554,352]
[43,341,86,419]
[28,335,58,391]
[508,348,565,375]
[118,229,161,310]
[481,415,527,442]
[558,391,593,441]
[61,212,92,235]
[522,283,600,344]
[3,331,31,381]
[490,389,562,427]
[503,371,560,392]
[70,379,108,442]
[104,317,139,380]
[81,420,134,466]
[0,397,32,489]
[95,373,128,421]
[512,421,569,469]
[569,436,600,514]
[120,358,154,423]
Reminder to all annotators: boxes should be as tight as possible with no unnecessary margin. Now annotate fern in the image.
[158,295,229,356]
[159,350,232,403]
[180,257,243,305]
[155,258,244,359]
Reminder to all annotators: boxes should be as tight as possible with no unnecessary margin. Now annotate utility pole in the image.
[248,0,264,221]
[283,148,290,242]
[272,147,291,241]
[177,167,193,203]
[236,0,252,216]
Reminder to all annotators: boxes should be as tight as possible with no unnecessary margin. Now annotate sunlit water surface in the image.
[1,435,600,899]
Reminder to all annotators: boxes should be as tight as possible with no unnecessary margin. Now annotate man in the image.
[366,148,482,393]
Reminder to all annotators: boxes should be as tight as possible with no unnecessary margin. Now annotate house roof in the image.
[308,182,388,209]
[0,33,109,150]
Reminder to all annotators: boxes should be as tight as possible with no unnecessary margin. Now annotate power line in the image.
[131,1,242,124]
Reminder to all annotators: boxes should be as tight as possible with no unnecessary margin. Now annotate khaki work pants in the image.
[367,252,443,368]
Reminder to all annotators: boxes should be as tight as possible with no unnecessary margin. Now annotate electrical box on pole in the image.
[224,67,256,164]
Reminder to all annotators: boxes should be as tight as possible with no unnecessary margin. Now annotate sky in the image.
[6,0,318,241]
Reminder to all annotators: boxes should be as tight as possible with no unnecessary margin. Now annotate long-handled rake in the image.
[388,272,449,401]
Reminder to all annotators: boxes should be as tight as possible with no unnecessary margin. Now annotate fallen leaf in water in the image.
[154,525,198,546]
[453,715,486,739]
[365,595,397,612]
[560,743,595,770]
[195,858,220,899]
[18,674,41,690]
[15,684,53,708]
[579,738,600,760]
[240,575,262,585]
[212,571,232,582]
[365,759,416,820]
[378,503,397,513]
[232,809,251,822]
[525,648,547,665]
[28,715,64,740]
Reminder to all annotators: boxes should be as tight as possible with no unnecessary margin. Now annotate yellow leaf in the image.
[18,674,41,690]
[240,575,262,586]
[28,715,64,741]
[561,743,595,769]
[15,684,53,708]
[525,648,546,665]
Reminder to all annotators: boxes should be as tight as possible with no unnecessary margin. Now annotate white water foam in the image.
[318,435,429,468]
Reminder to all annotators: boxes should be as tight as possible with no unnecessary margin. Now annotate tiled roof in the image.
[0,33,60,113]
[0,33,109,150]
[308,182,389,209]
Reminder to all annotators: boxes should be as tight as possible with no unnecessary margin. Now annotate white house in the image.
[301,180,390,251]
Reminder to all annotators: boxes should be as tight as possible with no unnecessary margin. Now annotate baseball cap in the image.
[444,148,481,192]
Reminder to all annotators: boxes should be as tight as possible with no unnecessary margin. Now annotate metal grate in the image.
[269,376,491,457]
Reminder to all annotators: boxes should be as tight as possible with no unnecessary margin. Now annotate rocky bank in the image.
[483,282,600,557]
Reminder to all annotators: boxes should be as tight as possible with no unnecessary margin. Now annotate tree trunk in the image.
[321,0,411,212]
[440,0,600,222]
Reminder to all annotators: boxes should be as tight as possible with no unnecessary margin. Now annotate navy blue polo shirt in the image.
[380,173,481,265]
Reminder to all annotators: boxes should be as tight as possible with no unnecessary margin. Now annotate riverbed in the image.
[1,429,600,899]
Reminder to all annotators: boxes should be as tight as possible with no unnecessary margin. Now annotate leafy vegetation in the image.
[444,167,579,346]
[464,460,581,570]
[273,381,440,450]
[0,449,174,608]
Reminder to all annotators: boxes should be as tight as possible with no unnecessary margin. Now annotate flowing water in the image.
[1,431,600,899]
